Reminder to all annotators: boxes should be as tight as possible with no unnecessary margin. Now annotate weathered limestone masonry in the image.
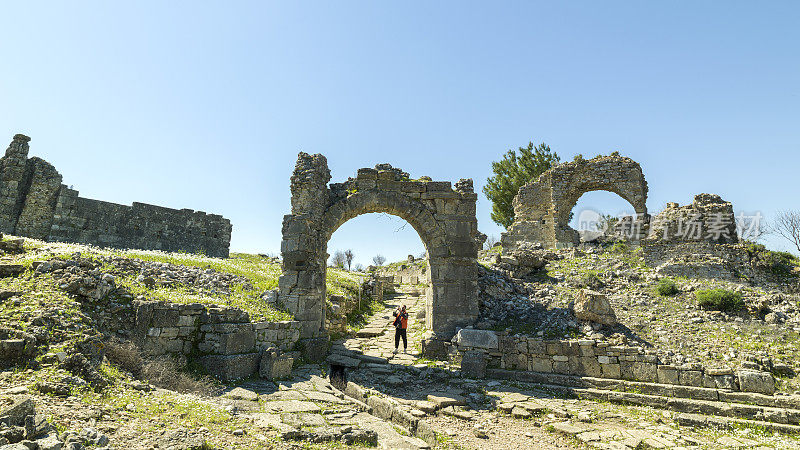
[280,153,482,358]
[450,329,777,395]
[0,134,232,257]
[645,193,738,245]
[502,153,649,251]
[132,301,300,381]
[642,194,742,279]
[376,255,428,285]
[377,259,429,285]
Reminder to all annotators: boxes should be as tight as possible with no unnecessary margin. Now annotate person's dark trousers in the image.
[395,327,407,350]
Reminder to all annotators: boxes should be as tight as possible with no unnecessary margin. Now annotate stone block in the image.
[578,344,594,357]
[529,357,553,373]
[177,315,196,327]
[552,360,569,374]
[356,168,377,179]
[300,336,329,362]
[580,357,602,378]
[150,308,180,327]
[714,374,737,390]
[460,351,486,379]
[620,361,657,383]
[545,341,562,355]
[737,370,775,395]
[344,382,367,403]
[679,369,703,387]
[527,339,545,354]
[573,290,617,325]
[217,330,256,355]
[367,395,393,420]
[356,179,377,190]
[601,363,621,379]
[424,181,452,192]
[421,335,449,359]
[199,353,260,382]
[657,365,679,385]
[159,327,180,339]
[0,395,34,426]
[453,329,498,350]
[260,348,294,381]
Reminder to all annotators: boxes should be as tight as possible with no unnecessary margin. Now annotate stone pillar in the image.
[279,153,331,357]
[421,179,480,358]
[0,134,31,234]
[15,159,63,239]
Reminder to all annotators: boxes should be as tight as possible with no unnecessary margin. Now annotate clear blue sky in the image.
[2,2,798,266]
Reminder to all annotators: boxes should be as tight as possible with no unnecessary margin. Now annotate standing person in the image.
[392,305,408,353]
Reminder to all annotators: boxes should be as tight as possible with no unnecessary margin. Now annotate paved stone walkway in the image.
[226,366,431,449]
[338,286,427,364]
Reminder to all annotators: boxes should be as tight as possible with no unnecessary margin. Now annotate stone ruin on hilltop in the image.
[501,153,649,251]
[0,134,232,257]
[500,152,758,280]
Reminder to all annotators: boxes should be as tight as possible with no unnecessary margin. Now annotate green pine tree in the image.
[483,142,560,228]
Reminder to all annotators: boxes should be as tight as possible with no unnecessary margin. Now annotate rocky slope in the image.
[476,242,800,392]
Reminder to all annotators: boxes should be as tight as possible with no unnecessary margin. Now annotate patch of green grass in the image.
[116,274,291,322]
[696,289,744,312]
[345,295,384,331]
[0,273,91,346]
[745,243,800,278]
[608,242,629,254]
[326,268,368,297]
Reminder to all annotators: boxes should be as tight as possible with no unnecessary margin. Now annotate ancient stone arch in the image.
[502,154,648,250]
[279,153,482,356]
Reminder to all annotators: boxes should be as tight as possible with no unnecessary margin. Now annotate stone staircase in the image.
[488,368,800,433]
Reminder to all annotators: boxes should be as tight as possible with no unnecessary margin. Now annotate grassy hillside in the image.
[4,237,365,322]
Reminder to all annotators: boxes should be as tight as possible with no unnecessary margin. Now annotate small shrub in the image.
[579,272,605,290]
[140,358,220,396]
[105,340,220,395]
[746,244,799,278]
[656,279,679,296]
[765,250,798,277]
[696,289,744,312]
[104,340,143,376]
[608,242,629,254]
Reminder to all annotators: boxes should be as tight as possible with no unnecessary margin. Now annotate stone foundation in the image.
[449,329,776,395]
[132,301,300,381]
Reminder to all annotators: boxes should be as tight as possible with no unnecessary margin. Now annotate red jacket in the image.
[393,310,408,329]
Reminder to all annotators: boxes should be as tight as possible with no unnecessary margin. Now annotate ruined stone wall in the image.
[133,301,300,381]
[0,134,232,257]
[15,158,63,239]
[646,193,738,244]
[450,330,776,395]
[502,154,648,251]
[640,194,746,280]
[376,260,429,285]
